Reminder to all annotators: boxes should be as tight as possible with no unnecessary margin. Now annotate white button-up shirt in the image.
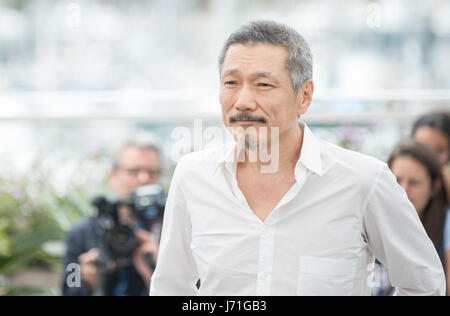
[150,123,445,296]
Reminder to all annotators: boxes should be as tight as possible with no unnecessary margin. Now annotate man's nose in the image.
[234,85,257,112]
[137,170,151,184]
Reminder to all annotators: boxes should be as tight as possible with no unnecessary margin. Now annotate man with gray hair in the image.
[150,20,445,296]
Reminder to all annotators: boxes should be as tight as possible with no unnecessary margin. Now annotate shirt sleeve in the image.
[363,163,446,296]
[149,157,200,296]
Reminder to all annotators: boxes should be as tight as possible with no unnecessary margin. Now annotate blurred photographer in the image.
[62,137,164,296]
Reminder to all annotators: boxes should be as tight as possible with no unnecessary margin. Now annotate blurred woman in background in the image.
[388,140,449,295]
[412,112,450,200]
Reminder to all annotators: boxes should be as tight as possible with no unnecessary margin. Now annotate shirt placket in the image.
[227,164,274,295]
[254,164,308,295]
[226,160,309,296]
[256,221,275,295]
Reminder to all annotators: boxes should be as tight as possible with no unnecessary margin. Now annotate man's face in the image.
[219,43,312,148]
[109,146,161,199]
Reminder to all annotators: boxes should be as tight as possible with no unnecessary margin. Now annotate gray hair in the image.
[218,20,313,95]
[112,133,162,170]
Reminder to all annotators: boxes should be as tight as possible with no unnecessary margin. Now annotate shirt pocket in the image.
[297,256,358,296]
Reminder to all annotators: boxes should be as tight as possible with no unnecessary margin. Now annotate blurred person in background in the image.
[62,137,164,296]
[376,139,449,295]
[412,112,450,200]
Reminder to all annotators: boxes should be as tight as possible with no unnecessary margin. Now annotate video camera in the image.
[91,184,166,266]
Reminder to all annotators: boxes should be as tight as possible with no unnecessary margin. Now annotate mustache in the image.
[229,112,267,123]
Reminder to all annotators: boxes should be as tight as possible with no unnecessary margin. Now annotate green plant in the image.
[0,138,112,295]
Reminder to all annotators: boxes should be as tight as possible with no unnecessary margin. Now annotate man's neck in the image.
[239,123,304,176]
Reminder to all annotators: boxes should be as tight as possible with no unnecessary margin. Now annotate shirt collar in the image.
[213,141,243,176]
[214,122,323,177]
[297,122,323,177]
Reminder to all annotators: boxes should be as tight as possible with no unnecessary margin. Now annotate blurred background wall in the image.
[0,0,449,295]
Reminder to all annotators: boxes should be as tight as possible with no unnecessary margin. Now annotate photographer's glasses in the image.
[120,167,161,177]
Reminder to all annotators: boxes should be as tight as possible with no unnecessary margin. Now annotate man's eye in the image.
[257,83,274,88]
[224,81,237,86]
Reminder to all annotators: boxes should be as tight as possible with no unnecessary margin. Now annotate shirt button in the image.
[264,224,271,232]
[260,272,269,280]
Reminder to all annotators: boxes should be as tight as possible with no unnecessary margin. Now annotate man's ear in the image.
[296,80,314,117]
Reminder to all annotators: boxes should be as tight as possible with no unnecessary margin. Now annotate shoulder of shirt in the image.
[318,138,387,180]
[174,142,234,172]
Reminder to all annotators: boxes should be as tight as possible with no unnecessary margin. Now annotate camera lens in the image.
[105,224,139,258]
